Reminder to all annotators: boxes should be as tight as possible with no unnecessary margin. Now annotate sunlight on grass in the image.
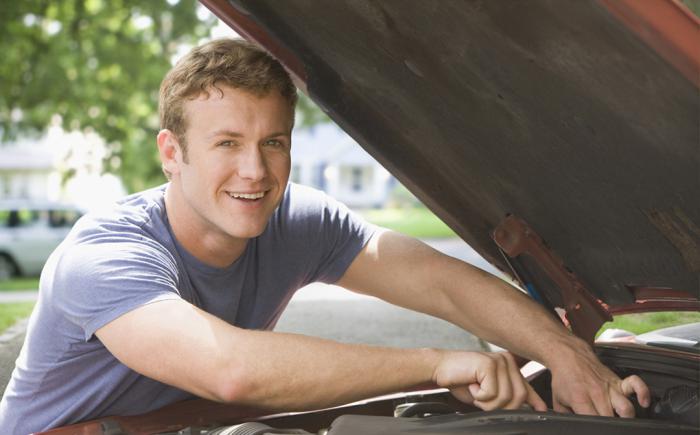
[358,207,457,238]
[0,278,40,292]
[597,311,700,338]
[0,302,35,334]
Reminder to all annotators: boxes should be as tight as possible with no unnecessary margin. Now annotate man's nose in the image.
[237,145,268,181]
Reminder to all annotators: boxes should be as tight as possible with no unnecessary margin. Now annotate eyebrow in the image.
[208,130,244,139]
[208,130,291,140]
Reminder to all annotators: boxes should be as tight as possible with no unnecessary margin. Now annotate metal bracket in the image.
[611,286,700,315]
[492,215,612,344]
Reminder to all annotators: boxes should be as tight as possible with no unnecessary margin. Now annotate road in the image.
[274,238,501,349]
[0,238,499,395]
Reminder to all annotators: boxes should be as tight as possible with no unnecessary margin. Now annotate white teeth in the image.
[229,191,266,200]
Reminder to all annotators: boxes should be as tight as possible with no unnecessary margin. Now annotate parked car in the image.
[0,200,83,280]
[44,0,699,433]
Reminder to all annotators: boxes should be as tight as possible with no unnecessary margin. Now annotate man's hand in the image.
[433,351,547,411]
[549,342,651,417]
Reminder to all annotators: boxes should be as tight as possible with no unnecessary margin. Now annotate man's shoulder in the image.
[282,182,340,216]
[269,182,370,240]
[75,184,168,239]
[56,184,175,270]
[45,185,178,293]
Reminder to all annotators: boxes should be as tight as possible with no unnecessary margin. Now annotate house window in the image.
[316,164,326,190]
[0,175,8,197]
[351,167,363,192]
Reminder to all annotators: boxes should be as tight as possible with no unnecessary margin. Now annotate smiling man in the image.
[0,39,649,434]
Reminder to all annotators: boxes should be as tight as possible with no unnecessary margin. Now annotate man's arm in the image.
[96,298,545,411]
[335,229,650,417]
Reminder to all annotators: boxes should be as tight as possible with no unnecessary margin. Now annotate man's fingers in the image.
[525,382,548,412]
[450,385,475,405]
[468,383,481,398]
[502,353,529,410]
[553,398,572,414]
[610,390,636,418]
[569,398,599,416]
[474,354,513,410]
[590,385,614,417]
[494,355,512,408]
[621,375,651,408]
[612,375,650,418]
[440,351,548,413]
[472,356,499,402]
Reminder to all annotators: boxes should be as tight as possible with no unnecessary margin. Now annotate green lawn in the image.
[358,207,457,239]
[597,311,700,337]
[0,277,39,291]
[0,302,35,334]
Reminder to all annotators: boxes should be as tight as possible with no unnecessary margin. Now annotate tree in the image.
[0,0,217,192]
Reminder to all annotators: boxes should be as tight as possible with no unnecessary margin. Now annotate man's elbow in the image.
[210,364,256,404]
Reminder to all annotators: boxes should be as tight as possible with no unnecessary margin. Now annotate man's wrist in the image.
[420,347,445,385]
[539,334,594,371]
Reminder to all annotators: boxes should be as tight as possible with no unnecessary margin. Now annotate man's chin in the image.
[225,224,267,241]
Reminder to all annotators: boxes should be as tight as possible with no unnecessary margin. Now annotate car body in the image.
[43,0,699,433]
[0,200,83,280]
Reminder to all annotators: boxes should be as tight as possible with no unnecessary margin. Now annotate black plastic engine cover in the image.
[326,411,698,435]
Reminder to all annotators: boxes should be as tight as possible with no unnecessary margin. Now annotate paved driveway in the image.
[275,286,485,350]
[275,238,500,349]
[0,320,28,395]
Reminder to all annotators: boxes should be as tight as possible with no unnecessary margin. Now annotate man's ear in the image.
[157,129,183,177]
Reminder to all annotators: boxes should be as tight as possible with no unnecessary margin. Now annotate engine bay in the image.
[159,344,699,435]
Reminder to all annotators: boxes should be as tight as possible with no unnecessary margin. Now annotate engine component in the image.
[324,410,698,435]
[652,385,699,427]
[167,423,312,435]
[393,402,455,418]
[209,423,311,435]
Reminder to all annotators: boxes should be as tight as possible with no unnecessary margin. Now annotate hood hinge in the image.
[492,215,612,344]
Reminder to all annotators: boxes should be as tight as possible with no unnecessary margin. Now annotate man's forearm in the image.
[98,299,437,410]
[99,299,541,413]
[223,329,439,410]
[225,328,547,413]
[338,230,581,368]
[434,255,589,368]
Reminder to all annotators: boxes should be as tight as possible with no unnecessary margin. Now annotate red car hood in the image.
[201,0,700,341]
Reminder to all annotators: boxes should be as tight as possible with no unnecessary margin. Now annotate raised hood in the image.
[201,0,700,329]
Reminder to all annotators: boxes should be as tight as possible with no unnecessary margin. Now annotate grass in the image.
[597,311,700,338]
[0,277,39,291]
[358,207,457,239]
[0,302,35,334]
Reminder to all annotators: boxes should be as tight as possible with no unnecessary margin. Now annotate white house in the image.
[0,126,126,210]
[291,123,395,208]
[0,137,59,201]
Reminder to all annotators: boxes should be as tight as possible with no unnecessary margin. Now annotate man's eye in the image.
[264,139,283,147]
[218,140,235,147]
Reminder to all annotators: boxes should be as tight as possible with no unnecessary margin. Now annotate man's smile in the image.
[226,190,269,201]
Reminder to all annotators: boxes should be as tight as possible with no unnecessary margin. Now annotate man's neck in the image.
[164,183,248,268]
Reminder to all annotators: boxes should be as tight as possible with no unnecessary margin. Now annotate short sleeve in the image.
[278,184,378,285]
[51,234,182,341]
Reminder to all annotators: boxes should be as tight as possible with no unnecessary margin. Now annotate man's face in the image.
[171,85,293,243]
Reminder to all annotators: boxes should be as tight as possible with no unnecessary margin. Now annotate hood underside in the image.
[208,0,700,306]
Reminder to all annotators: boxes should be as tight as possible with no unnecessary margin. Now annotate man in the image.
[0,39,649,434]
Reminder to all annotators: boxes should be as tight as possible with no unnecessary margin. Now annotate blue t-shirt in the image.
[0,183,376,434]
